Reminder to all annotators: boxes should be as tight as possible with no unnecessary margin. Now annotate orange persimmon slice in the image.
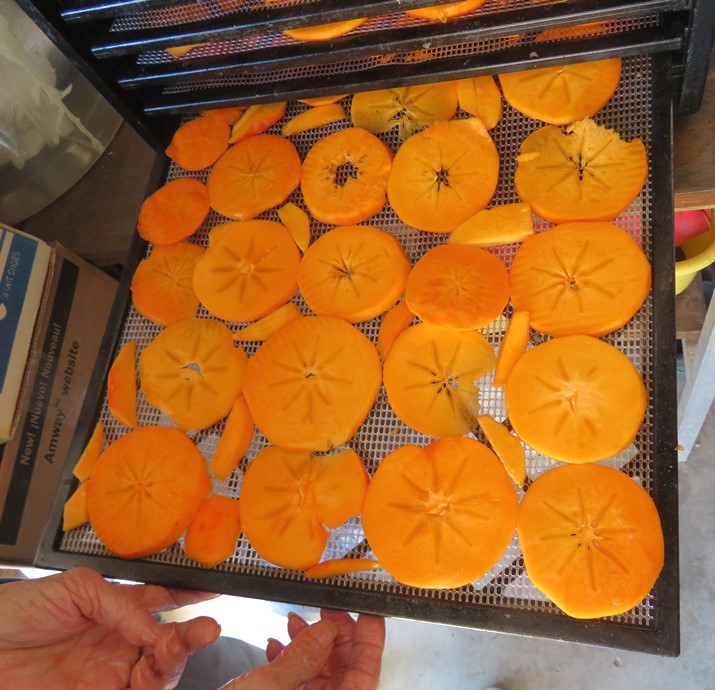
[499,58,621,125]
[233,303,302,342]
[229,103,287,143]
[493,310,530,387]
[131,241,204,327]
[448,202,534,247]
[166,116,230,171]
[282,103,346,137]
[456,76,502,130]
[87,426,211,559]
[208,134,301,220]
[405,244,509,330]
[406,0,487,21]
[140,318,247,431]
[73,420,104,481]
[388,118,499,233]
[350,82,459,140]
[518,464,664,619]
[63,482,89,531]
[362,436,518,588]
[202,107,246,125]
[377,299,414,361]
[193,220,301,322]
[477,414,526,488]
[107,340,137,428]
[240,446,369,569]
[243,316,381,451]
[297,225,411,323]
[210,394,254,481]
[384,322,495,437]
[137,178,210,245]
[509,222,651,337]
[278,202,311,253]
[504,335,646,463]
[301,128,392,225]
[183,494,242,568]
[514,118,648,223]
[299,94,348,106]
[283,18,366,41]
[304,558,379,579]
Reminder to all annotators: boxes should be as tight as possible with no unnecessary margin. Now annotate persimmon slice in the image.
[362,436,518,588]
[240,446,369,569]
[210,394,254,481]
[137,178,210,246]
[504,335,646,463]
[499,58,622,125]
[377,299,414,361]
[388,118,499,233]
[183,494,242,568]
[283,18,366,41]
[166,116,230,171]
[140,318,247,431]
[193,220,301,322]
[448,202,534,247]
[232,303,302,342]
[384,323,496,437]
[73,421,104,481]
[405,244,509,330]
[297,225,410,323]
[278,202,311,253]
[406,0,488,22]
[456,76,502,130]
[107,340,137,428]
[514,118,648,223]
[131,241,204,327]
[493,310,530,387]
[301,128,392,225]
[229,103,287,144]
[477,415,526,488]
[282,103,346,137]
[207,134,301,221]
[87,426,211,559]
[63,482,89,532]
[243,316,381,451]
[518,464,664,619]
[509,222,651,337]
[350,83,458,140]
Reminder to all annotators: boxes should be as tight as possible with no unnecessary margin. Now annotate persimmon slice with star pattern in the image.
[518,463,664,619]
[504,335,646,463]
[509,222,651,337]
[242,316,381,451]
[383,322,496,437]
[362,436,518,588]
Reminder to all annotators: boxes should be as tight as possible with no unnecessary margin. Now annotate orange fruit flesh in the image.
[406,0,488,22]
[107,340,137,428]
[166,116,230,171]
[492,310,530,387]
[183,494,242,568]
[518,463,664,619]
[448,202,534,247]
[210,394,254,481]
[455,76,502,130]
[232,303,302,342]
[283,18,366,41]
[63,482,89,531]
[377,300,414,361]
[73,420,104,481]
[477,414,526,488]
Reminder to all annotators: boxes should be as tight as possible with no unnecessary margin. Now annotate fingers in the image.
[340,615,386,690]
[287,611,310,639]
[129,655,166,690]
[266,637,284,662]
[130,584,221,614]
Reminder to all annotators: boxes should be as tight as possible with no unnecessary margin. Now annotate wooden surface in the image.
[676,273,707,339]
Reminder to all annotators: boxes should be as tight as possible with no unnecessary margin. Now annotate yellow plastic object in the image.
[675,213,715,294]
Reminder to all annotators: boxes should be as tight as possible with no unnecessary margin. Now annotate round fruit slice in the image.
[87,426,211,559]
[384,322,496,437]
[362,436,518,588]
[350,83,459,140]
[514,118,648,223]
[498,58,622,125]
[193,220,301,322]
[509,222,651,337]
[166,115,230,171]
[283,18,366,41]
[406,0,487,22]
[131,241,204,327]
[297,225,410,322]
[405,244,509,330]
[140,317,247,431]
[518,464,664,619]
[207,134,301,220]
[388,118,499,233]
[301,128,392,225]
[504,335,646,463]
[242,316,381,451]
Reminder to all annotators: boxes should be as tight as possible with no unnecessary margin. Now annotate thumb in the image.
[224,620,336,690]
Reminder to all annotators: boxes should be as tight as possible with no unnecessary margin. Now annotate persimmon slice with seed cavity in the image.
[504,335,646,463]
[514,118,648,223]
[208,134,301,220]
[87,426,211,559]
[362,436,518,588]
[140,318,247,431]
[499,58,622,125]
[297,225,410,323]
[193,220,301,322]
[406,0,488,22]
[518,463,664,619]
[388,118,499,233]
[406,244,509,330]
[384,322,496,437]
[301,128,392,225]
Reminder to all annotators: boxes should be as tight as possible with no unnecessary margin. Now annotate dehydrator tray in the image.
[37,52,679,655]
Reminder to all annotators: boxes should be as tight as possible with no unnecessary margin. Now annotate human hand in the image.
[0,567,220,690]
[223,608,385,690]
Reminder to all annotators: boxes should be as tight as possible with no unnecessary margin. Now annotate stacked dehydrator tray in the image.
[20,0,715,657]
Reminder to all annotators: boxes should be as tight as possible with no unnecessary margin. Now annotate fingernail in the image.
[167,628,183,656]
[308,620,336,646]
[267,637,281,647]
[287,611,300,621]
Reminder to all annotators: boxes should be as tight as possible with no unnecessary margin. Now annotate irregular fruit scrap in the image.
[184,494,242,568]
[240,446,369,570]
[232,303,302,342]
[384,322,496,437]
[210,394,254,481]
[406,0,488,22]
[455,76,502,130]
[492,310,530,387]
[477,414,526,488]
[282,103,346,137]
[278,202,311,253]
[362,436,518,588]
[87,426,211,559]
[140,318,247,431]
[107,340,137,428]
[518,463,664,619]
[72,420,104,481]
[505,335,646,463]
[242,316,381,451]
[282,18,366,42]
[298,225,411,323]
[229,103,286,143]
[448,202,534,247]
[63,482,89,532]
[377,300,414,361]
[166,116,230,171]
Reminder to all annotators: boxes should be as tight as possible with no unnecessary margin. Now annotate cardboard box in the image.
[0,242,116,564]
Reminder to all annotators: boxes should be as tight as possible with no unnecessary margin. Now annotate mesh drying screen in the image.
[60,54,658,628]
